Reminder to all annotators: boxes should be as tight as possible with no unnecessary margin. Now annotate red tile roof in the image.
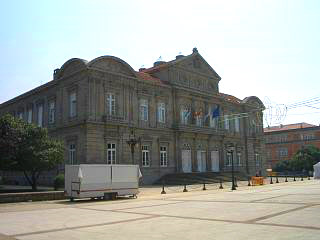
[135,72,168,86]
[264,122,317,133]
[218,93,242,104]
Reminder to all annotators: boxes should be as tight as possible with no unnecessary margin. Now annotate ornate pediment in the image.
[174,54,221,80]
[88,56,136,78]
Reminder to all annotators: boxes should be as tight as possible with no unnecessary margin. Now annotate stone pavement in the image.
[0,179,320,240]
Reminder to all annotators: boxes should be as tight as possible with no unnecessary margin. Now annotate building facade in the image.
[0,48,266,184]
[264,123,320,168]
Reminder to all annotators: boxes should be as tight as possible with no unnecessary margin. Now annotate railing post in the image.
[161,180,166,194]
[248,176,251,186]
[276,176,279,183]
[270,176,273,184]
[219,179,224,189]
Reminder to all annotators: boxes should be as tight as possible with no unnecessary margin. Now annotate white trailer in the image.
[65,164,141,201]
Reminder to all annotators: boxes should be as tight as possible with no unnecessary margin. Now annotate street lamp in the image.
[127,129,139,165]
[227,144,236,190]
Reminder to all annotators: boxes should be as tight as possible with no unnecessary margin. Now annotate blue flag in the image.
[212,106,220,119]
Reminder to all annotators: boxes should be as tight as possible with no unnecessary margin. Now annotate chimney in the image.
[176,54,184,60]
[153,61,166,67]
[139,68,146,72]
[53,68,60,80]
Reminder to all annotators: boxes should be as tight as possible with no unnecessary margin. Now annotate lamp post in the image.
[127,130,139,165]
[227,144,236,191]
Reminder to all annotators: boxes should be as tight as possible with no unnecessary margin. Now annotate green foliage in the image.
[54,174,65,190]
[0,114,26,170]
[274,160,290,172]
[274,145,320,173]
[292,145,320,172]
[0,114,64,190]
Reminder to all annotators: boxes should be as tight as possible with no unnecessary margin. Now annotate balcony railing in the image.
[102,115,127,123]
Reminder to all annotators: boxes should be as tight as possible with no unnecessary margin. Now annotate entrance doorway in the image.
[197,151,207,172]
[181,149,192,173]
[211,151,220,172]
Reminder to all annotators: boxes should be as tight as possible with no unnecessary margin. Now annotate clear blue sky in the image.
[0,0,319,126]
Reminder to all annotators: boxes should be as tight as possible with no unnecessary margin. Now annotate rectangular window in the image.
[37,105,43,127]
[209,117,217,128]
[160,146,167,167]
[196,115,203,127]
[48,101,55,124]
[302,134,314,140]
[181,108,189,125]
[18,111,23,120]
[224,115,229,130]
[27,108,32,124]
[69,143,76,165]
[107,93,116,116]
[140,99,148,121]
[235,117,240,132]
[142,145,150,167]
[158,102,166,123]
[255,153,260,166]
[107,143,116,164]
[236,153,241,166]
[69,92,77,117]
[278,148,288,157]
[226,152,232,166]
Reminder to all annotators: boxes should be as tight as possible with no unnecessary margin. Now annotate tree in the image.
[274,160,290,173]
[274,145,320,174]
[292,145,320,172]
[0,114,64,190]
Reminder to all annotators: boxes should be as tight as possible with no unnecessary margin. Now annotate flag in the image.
[212,106,220,119]
[184,108,191,119]
[204,112,210,122]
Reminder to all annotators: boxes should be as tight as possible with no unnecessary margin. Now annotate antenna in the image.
[157,56,162,61]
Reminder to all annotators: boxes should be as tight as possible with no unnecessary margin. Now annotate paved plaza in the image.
[0,179,320,240]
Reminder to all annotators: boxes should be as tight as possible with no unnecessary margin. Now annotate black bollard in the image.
[161,180,166,194]
[276,176,279,183]
[294,176,296,181]
[183,183,188,192]
[219,179,224,189]
[203,182,207,191]
[248,177,251,186]
[234,177,238,188]
[308,175,310,180]
[285,176,288,182]
[301,176,303,181]
[270,176,273,184]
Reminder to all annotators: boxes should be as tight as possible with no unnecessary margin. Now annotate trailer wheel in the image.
[70,197,74,202]
[111,192,117,200]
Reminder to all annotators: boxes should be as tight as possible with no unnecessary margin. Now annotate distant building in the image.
[0,48,266,184]
[264,123,320,168]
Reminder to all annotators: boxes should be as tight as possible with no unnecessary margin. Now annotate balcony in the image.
[172,122,226,135]
[102,115,127,124]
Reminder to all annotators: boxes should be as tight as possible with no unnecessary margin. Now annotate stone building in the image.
[264,123,320,168]
[0,48,266,184]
